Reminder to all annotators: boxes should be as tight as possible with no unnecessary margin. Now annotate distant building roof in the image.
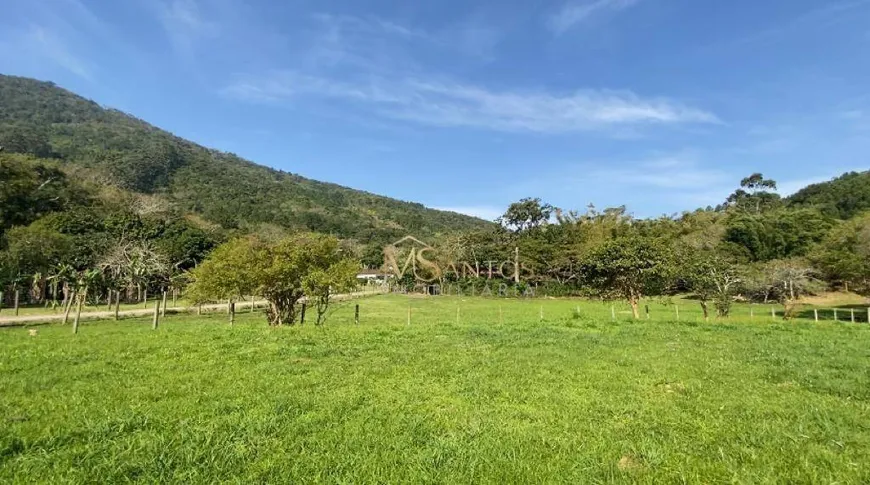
[357,269,389,277]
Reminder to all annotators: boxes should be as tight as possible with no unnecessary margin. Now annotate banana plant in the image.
[47,263,76,311]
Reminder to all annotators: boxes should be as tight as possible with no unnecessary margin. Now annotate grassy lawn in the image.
[2,295,869,483]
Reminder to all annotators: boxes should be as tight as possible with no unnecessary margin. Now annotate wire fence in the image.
[317,295,870,327]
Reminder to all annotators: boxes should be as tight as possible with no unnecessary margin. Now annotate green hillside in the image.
[0,75,488,240]
[787,171,870,219]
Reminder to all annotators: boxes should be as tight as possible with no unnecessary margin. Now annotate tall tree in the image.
[580,235,674,319]
[725,173,781,214]
[499,198,555,232]
[812,213,870,294]
[189,233,359,326]
[681,250,742,319]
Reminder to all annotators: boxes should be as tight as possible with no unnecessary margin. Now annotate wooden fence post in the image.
[226,299,231,315]
[114,290,120,320]
[250,297,256,313]
[771,307,776,320]
[161,291,167,318]
[143,289,148,309]
[867,307,870,324]
[814,309,819,322]
[675,304,680,321]
[301,303,307,325]
[197,303,202,316]
[851,309,855,323]
[750,305,754,321]
[0,291,3,314]
[229,302,235,325]
[63,291,75,324]
[355,304,360,325]
[539,305,543,323]
[834,309,838,322]
[73,291,85,334]
[645,305,650,320]
[611,304,616,322]
[407,304,411,326]
[14,289,19,316]
[152,299,160,330]
[106,291,112,312]
[456,306,460,324]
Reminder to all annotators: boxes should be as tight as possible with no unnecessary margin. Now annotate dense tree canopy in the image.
[812,213,870,293]
[188,234,358,326]
[787,171,870,220]
[723,209,833,262]
[580,235,675,319]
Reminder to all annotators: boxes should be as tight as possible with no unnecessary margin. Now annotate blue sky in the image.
[2,0,869,220]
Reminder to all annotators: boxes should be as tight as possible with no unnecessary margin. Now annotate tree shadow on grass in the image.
[792,305,870,323]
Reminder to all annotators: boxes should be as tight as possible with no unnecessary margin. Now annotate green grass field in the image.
[2,295,870,483]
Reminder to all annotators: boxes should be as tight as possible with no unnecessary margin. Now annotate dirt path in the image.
[0,291,384,327]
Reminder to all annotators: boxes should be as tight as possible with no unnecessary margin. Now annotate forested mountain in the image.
[786,171,870,219]
[2,73,869,313]
[0,75,487,241]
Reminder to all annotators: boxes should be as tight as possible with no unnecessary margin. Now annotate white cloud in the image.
[503,153,737,216]
[721,0,870,48]
[309,13,504,64]
[433,206,504,221]
[156,0,219,56]
[23,25,91,79]
[312,13,431,41]
[548,0,640,34]
[221,71,718,133]
[586,155,730,190]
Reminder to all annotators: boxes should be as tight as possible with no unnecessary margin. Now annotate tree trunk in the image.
[62,291,76,324]
[73,288,86,334]
[152,299,161,330]
[629,296,640,320]
[61,283,69,310]
[114,290,120,320]
[700,301,709,321]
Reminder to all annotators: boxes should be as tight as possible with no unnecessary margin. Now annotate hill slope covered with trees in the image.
[0,75,487,241]
[786,171,870,219]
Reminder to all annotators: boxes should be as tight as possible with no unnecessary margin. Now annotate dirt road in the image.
[0,290,384,327]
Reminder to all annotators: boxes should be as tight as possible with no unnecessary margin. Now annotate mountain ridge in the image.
[0,74,490,242]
